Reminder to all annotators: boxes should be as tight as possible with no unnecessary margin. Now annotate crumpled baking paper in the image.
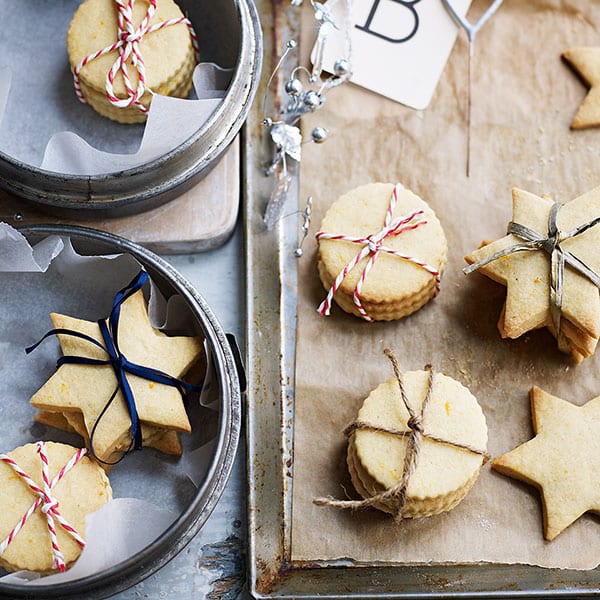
[0,62,230,176]
[291,0,600,572]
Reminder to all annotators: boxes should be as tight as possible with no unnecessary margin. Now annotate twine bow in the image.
[464,202,600,336]
[72,0,199,113]
[0,442,87,572]
[316,184,441,322]
[314,350,488,522]
[26,270,202,464]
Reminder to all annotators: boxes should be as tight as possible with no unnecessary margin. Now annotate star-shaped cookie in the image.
[562,47,600,129]
[465,186,600,362]
[492,386,600,540]
[30,290,203,462]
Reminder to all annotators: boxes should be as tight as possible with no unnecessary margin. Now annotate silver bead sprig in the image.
[0,212,24,223]
[262,0,353,230]
[295,196,313,257]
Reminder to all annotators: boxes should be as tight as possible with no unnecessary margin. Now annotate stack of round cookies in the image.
[68,0,197,123]
[348,369,488,518]
[0,442,112,573]
[317,182,447,321]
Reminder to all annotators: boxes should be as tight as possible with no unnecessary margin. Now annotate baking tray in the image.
[245,1,600,597]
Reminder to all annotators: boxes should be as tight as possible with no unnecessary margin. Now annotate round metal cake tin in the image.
[0,0,262,217]
[0,224,242,599]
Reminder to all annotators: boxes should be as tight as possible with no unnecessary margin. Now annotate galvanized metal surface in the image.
[0,225,242,599]
[245,2,600,598]
[0,0,262,218]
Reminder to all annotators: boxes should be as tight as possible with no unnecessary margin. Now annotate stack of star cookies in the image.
[316,182,447,321]
[465,187,600,363]
[30,290,204,464]
[67,0,197,123]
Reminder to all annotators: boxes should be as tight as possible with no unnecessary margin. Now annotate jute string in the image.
[314,349,489,522]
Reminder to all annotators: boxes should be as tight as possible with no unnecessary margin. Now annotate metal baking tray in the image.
[244,2,600,597]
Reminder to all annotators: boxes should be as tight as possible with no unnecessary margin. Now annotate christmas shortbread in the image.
[35,409,183,462]
[493,386,600,540]
[464,186,600,363]
[316,351,488,520]
[29,277,203,464]
[562,47,600,129]
[68,0,197,123]
[316,182,447,321]
[0,441,111,573]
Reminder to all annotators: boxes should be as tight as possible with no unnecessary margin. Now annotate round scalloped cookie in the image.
[0,442,112,573]
[348,370,487,518]
[317,183,447,321]
[67,0,195,123]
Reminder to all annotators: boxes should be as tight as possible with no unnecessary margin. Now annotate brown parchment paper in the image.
[291,0,600,570]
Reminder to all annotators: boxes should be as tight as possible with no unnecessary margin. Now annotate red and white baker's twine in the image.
[73,0,199,114]
[0,442,87,572]
[317,184,441,322]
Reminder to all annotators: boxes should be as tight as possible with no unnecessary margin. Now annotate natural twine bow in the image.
[314,350,489,522]
[0,442,87,573]
[72,0,199,114]
[464,202,600,336]
[316,184,441,322]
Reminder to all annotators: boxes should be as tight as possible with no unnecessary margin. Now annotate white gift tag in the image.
[315,0,472,109]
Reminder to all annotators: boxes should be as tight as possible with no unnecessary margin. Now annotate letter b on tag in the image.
[356,0,422,43]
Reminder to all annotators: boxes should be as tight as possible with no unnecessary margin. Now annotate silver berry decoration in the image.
[285,78,303,96]
[304,90,322,111]
[333,58,350,77]
[311,127,328,144]
[262,117,273,127]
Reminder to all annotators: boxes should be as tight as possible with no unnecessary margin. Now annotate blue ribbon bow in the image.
[27,269,203,464]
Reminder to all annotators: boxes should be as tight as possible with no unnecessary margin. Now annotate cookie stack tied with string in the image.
[464,186,600,363]
[68,0,198,123]
[0,441,111,573]
[316,182,447,321]
[28,270,204,466]
[315,350,488,520]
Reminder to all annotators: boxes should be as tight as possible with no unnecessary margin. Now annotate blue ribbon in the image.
[27,269,203,464]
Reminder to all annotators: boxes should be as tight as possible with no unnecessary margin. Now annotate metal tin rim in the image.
[0,224,242,599]
[0,0,262,214]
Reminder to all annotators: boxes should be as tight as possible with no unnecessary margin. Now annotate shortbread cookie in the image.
[493,386,600,540]
[562,47,600,129]
[68,0,196,123]
[348,368,487,519]
[0,441,111,573]
[317,182,447,321]
[35,410,182,457]
[464,186,600,363]
[30,289,202,463]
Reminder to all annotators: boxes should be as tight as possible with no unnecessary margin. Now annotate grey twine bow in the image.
[464,203,600,335]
